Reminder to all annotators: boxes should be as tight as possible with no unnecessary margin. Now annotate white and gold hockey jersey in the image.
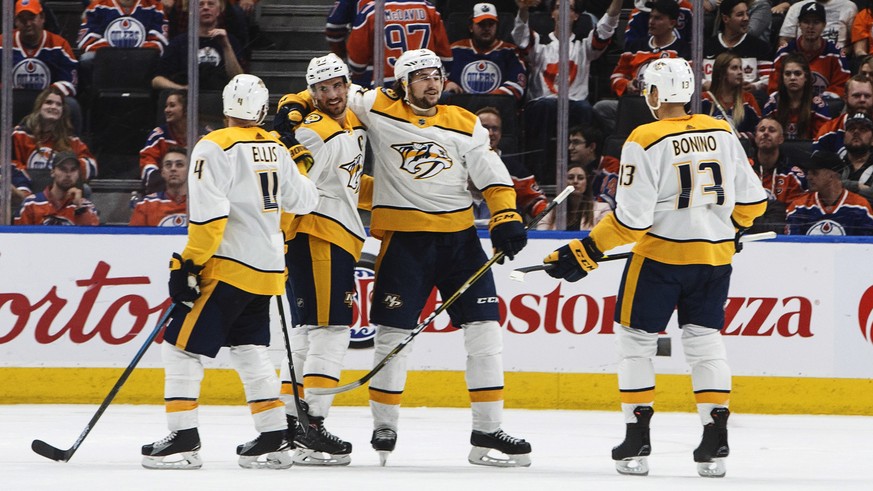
[346,85,516,237]
[589,114,767,266]
[289,109,373,259]
[183,126,319,295]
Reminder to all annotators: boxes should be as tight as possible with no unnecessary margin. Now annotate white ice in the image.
[3,405,871,491]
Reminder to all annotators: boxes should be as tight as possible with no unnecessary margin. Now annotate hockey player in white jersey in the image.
[141,74,319,470]
[543,58,767,478]
[278,53,372,466]
[274,49,531,467]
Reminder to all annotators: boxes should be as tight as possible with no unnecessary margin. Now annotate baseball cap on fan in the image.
[803,150,845,173]
[845,112,873,131]
[15,0,43,16]
[472,3,498,23]
[798,1,826,24]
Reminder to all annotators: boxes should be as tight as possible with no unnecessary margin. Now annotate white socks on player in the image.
[463,320,504,434]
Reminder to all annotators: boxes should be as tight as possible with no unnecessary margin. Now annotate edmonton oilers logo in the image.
[806,219,846,235]
[349,252,377,349]
[12,59,50,90]
[106,17,146,48]
[156,213,188,227]
[859,286,873,346]
[461,60,500,94]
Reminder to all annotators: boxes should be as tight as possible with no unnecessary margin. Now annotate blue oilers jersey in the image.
[448,39,526,100]
[1,31,78,91]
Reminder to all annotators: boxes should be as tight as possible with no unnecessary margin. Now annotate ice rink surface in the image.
[2,405,870,491]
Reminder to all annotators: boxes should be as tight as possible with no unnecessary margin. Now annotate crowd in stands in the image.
[4,0,873,235]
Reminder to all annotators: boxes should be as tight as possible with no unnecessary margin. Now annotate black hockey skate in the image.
[141,428,202,470]
[292,416,352,466]
[371,427,397,466]
[468,429,532,467]
[236,429,293,469]
[694,407,730,478]
[612,406,654,476]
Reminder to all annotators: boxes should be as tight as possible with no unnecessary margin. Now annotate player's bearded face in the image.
[313,77,349,118]
[407,68,443,109]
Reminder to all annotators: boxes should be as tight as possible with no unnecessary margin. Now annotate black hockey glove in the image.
[168,253,204,310]
[272,102,304,137]
[543,237,603,282]
[734,227,749,254]
[489,210,527,261]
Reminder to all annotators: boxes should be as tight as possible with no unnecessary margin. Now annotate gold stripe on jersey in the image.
[281,381,304,398]
[482,185,517,218]
[302,109,365,141]
[634,235,736,266]
[371,91,478,135]
[202,126,284,150]
[359,174,374,211]
[369,387,403,405]
[630,115,733,151]
[370,206,474,238]
[165,399,198,413]
[288,214,365,259]
[694,390,731,405]
[619,387,655,404]
[468,387,504,403]
[732,201,768,229]
[589,213,648,255]
[204,257,286,296]
[175,277,219,350]
[303,374,340,388]
[619,254,645,327]
[280,212,296,242]
[249,399,284,415]
[183,218,227,266]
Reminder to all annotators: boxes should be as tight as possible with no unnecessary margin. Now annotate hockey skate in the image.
[468,429,532,467]
[236,429,293,469]
[612,406,653,476]
[371,427,397,466]
[694,407,730,478]
[141,428,202,470]
[292,416,352,466]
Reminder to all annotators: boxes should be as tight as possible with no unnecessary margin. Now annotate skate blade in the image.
[292,448,351,466]
[376,450,391,467]
[141,451,203,470]
[615,457,649,476]
[697,459,726,478]
[237,450,293,469]
[468,446,531,468]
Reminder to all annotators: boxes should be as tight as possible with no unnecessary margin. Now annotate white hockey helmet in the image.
[394,48,444,88]
[642,57,694,105]
[306,53,350,88]
[222,74,269,125]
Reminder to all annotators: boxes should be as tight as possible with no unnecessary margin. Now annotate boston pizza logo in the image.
[391,141,453,179]
[859,286,873,345]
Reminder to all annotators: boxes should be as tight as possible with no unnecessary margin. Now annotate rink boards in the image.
[1,229,873,415]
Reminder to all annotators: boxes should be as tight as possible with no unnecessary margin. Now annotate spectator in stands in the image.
[769,1,850,101]
[14,151,100,226]
[839,112,873,204]
[513,0,622,184]
[325,0,366,60]
[139,89,192,191]
[703,0,773,97]
[624,0,692,47]
[2,166,34,211]
[763,52,831,140]
[746,0,773,44]
[859,55,873,78]
[703,52,762,139]
[814,75,873,156]
[568,124,618,207]
[78,0,168,60]
[152,0,244,91]
[162,0,249,51]
[564,163,610,231]
[593,0,691,135]
[12,86,98,194]
[476,107,549,228]
[346,0,451,86]
[852,5,873,58]
[749,115,807,232]
[778,0,856,50]
[786,150,873,235]
[130,146,188,227]
[444,3,527,104]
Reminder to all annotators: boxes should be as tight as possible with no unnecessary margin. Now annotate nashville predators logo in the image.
[391,141,453,179]
[340,154,365,191]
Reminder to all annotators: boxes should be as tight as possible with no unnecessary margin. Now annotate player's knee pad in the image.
[463,321,504,391]
[615,325,658,390]
[289,325,310,358]
[682,324,730,394]
[229,344,280,401]
[373,325,413,358]
[306,325,350,368]
[463,320,503,358]
[369,325,412,395]
[161,342,204,399]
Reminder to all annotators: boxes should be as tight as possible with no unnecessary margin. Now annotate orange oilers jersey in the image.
[12,127,98,183]
[129,191,188,227]
[610,37,691,96]
[15,187,100,226]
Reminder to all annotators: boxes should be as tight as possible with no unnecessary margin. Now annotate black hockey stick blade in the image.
[31,439,74,462]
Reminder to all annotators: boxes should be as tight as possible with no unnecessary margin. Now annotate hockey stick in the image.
[32,303,177,462]
[508,231,778,281]
[275,294,310,432]
[308,185,576,396]
[705,90,742,139]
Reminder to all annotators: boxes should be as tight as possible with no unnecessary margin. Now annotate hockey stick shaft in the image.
[705,91,742,139]
[32,303,176,462]
[510,231,778,279]
[308,185,576,396]
[275,294,310,430]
